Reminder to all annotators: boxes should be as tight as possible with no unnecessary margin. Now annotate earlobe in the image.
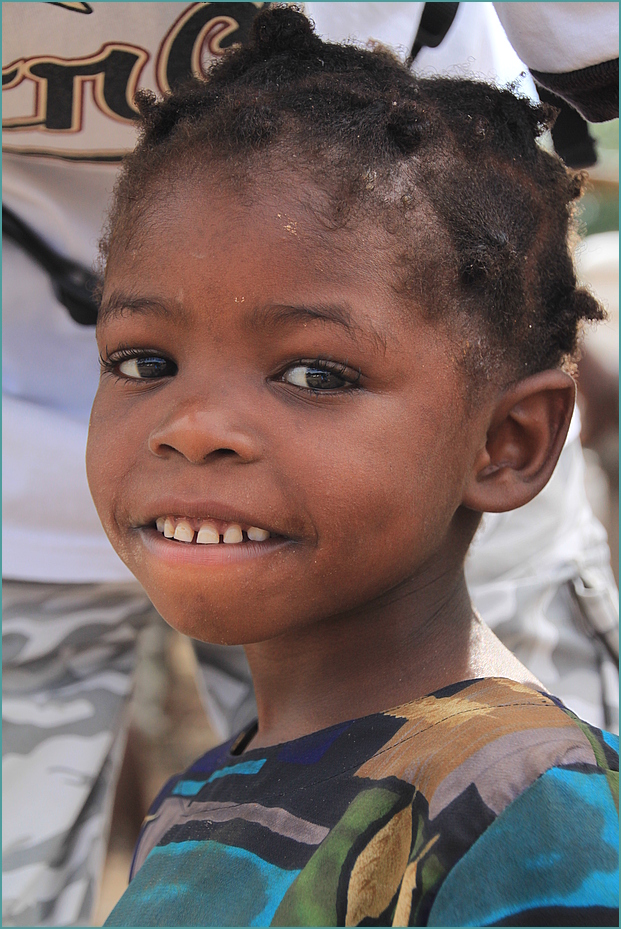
[462,370,576,513]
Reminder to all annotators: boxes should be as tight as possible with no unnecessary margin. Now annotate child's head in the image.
[87,7,601,646]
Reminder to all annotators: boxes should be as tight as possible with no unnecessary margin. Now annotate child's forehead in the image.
[112,155,447,313]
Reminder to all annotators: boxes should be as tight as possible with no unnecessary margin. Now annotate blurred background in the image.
[92,118,620,925]
[574,120,619,588]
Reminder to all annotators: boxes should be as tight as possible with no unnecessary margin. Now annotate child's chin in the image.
[161,614,281,648]
[137,582,293,647]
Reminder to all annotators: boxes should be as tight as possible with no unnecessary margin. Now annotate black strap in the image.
[537,87,597,169]
[408,2,459,66]
[531,58,619,124]
[2,205,100,325]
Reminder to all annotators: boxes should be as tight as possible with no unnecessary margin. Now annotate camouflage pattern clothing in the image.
[2,581,155,926]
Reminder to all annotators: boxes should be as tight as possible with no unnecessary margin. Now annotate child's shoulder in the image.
[109,678,618,927]
[355,677,618,801]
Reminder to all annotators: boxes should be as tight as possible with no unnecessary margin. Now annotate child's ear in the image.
[462,370,576,513]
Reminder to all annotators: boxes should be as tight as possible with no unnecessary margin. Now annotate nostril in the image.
[200,448,239,462]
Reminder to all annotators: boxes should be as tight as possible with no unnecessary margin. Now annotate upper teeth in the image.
[154,517,270,544]
[197,524,219,544]
[174,520,195,543]
[247,526,270,541]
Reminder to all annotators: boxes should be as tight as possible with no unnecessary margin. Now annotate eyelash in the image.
[99,348,361,394]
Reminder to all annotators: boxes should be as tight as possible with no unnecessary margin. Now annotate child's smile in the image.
[87,171,488,647]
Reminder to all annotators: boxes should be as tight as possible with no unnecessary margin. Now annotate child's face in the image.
[87,172,489,645]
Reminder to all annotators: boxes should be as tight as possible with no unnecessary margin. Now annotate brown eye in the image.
[117,356,177,379]
[283,365,348,390]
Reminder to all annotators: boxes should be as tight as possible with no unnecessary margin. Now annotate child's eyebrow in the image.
[97,293,189,327]
[246,303,368,341]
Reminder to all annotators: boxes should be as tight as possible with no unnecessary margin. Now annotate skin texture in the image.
[87,171,575,747]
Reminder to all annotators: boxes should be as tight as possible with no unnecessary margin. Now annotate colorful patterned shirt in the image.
[105,678,619,926]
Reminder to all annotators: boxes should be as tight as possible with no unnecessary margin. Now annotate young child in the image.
[87,8,619,927]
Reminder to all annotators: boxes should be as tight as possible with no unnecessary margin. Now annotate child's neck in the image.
[243,559,540,750]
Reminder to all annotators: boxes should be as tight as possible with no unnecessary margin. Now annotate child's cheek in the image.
[86,389,131,545]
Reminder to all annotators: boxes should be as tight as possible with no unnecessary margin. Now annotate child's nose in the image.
[148,404,260,464]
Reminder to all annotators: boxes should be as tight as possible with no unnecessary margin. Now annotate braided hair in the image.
[102,5,603,384]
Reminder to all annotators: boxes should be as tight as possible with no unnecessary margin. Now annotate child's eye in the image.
[118,356,177,380]
[280,362,359,391]
[101,351,178,381]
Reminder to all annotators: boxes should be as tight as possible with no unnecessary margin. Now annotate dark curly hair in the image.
[102,5,603,385]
